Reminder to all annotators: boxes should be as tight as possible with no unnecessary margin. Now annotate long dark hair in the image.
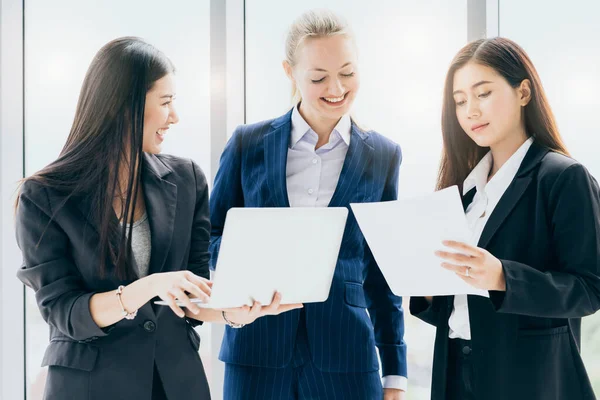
[437,37,569,191]
[18,37,174,280]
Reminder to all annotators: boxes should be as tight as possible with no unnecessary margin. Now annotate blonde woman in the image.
[210,9,407,400]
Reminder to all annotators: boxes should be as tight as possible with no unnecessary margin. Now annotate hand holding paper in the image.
[351,186,488,297]
[436,240,506,291]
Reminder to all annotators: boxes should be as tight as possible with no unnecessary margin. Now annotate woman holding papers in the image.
[210,9,407,400]
[15,37,289,400]
[410,37,600,400]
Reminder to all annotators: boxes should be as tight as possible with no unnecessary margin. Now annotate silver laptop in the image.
[159,207,348,309]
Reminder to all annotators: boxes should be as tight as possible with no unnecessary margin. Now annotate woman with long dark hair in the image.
[15,37,293,400]
[410,37,600,400]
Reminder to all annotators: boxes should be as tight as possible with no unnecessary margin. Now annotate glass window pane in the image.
[245,2,468,398]
[24,1,211,396]
[500,0,600,177]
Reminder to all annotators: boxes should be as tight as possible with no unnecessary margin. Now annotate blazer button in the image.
[462,345,472,355]
[143,321,156,332]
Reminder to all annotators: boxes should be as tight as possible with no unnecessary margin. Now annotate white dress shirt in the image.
[286,105,351,207]
[448,137,534,340]
[286,105,407,391]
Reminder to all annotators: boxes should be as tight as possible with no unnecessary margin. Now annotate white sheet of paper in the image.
[351,186,488,297]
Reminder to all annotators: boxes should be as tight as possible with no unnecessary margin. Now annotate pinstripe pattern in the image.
[209,109,407,389]
[223,363,383,400]
[223,313,383,400]
[223,348,383,400]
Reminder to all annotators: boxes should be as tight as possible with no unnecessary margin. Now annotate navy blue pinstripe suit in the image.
[209,109,407,399]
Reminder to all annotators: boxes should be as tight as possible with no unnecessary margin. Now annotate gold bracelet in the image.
[116,285,138,320]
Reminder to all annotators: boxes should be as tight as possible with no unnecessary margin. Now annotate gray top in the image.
[123,213,152,277]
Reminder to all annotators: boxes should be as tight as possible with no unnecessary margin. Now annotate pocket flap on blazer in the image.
[344,282,368,308]
[518,325,569,337]
[42,340,99,372]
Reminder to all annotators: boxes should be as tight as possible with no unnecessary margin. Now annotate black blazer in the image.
[410,143,600,400]
[16,154,211,400]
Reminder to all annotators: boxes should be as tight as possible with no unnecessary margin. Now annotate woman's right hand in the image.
[148,271,212,318]
[220,292,303,326]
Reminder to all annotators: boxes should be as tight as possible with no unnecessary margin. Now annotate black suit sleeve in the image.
[208,127,244,270]
[186,161,212,328]
[188,161,211,279]
[409,296,443,326]
[489,163,600,317]
[16,184,109,341]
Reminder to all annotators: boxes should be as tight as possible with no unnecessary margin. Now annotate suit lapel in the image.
[328,124,374,207]
[477,143,549,249]
[477,177,532,249]
[263,112,373,209]
[264,111,292,208]
[142,153,177,274]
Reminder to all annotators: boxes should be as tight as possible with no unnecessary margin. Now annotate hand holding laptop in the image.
[149,270,213,318]
[156,283,302,325]
[218,292,303,326]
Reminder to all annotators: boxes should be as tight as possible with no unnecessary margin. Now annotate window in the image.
[2,1,597,398]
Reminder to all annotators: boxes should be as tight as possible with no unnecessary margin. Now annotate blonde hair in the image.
[285,9,353,104]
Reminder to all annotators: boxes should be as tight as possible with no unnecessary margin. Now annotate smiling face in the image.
[284,34,359,125]
[142,73,179,154]
[452,62,531,149]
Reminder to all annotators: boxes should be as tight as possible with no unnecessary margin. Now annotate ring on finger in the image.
[465,266,471,277]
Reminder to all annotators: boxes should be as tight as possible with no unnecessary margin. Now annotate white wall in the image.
[0,1,25,398]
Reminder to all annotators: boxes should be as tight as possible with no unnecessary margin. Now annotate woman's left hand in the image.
[435,240,506,291]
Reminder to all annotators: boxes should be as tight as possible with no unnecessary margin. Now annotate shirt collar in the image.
[463,152,493,195]
[290,103,351,149]
[463,137,534,197]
